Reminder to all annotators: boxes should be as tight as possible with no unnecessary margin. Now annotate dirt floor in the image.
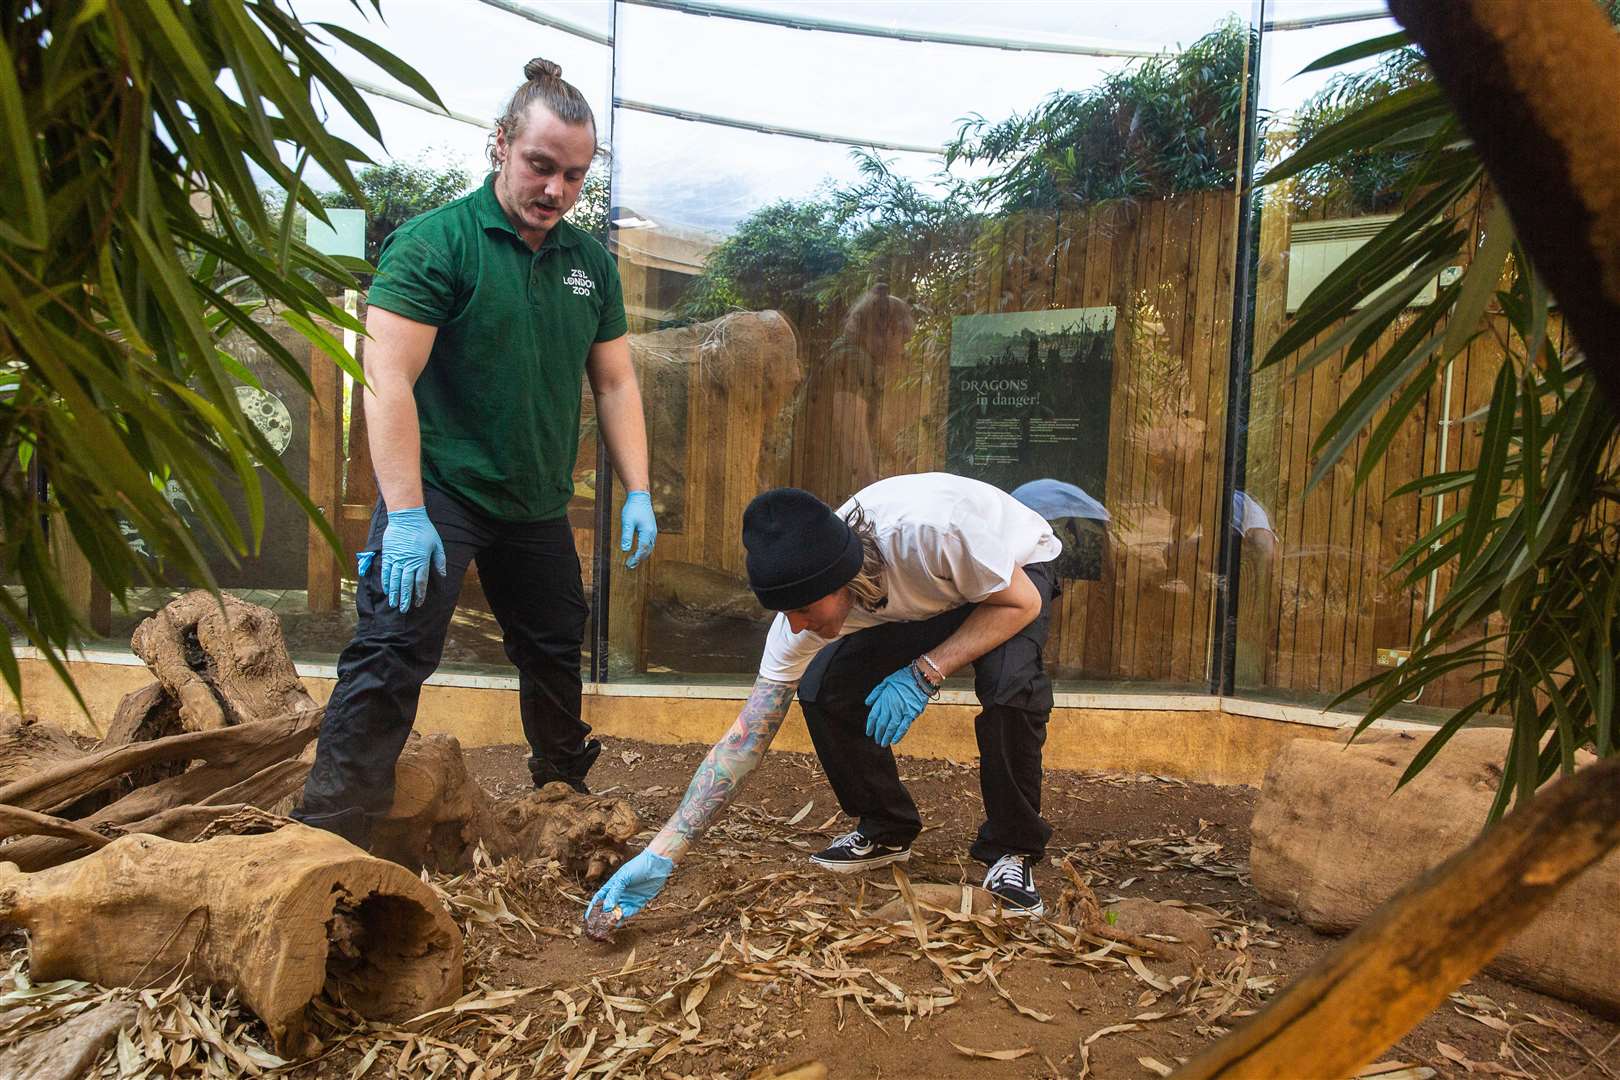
[6,734,1616,1078]
[270,737,1620,1080]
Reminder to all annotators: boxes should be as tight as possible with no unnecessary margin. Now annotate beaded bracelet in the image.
[909,659,942,700]
[918,653,945,683]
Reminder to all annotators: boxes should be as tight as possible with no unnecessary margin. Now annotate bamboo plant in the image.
[0,0,442,703]
[1261,30,1618,816]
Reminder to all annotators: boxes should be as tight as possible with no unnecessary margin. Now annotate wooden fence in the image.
[319,186,1510,706]
[1241,189,1510,708]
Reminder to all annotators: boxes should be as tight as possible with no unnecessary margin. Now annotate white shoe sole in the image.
[809,848,912,874]
[994,900,1044,918]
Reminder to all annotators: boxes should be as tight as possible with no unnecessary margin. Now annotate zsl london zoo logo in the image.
[565,268,595,297]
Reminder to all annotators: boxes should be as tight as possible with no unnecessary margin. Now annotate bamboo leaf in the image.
[0,34,47,249]
[1262,83,1449,188]
[1297,31,1411,75]
[1439,201,1514,364]
[314,22,446,109]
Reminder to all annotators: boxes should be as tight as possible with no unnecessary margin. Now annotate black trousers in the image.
[798,560,1057,865]
[295,483,592,845]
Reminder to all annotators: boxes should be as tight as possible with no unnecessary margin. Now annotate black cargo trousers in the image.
[798,559,1058,865]
[294,483,595,846]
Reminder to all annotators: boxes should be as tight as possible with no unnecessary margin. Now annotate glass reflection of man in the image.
[588,473,1063,926]
[294,59,656,847]
[1231,490,1278,568]
[1010,478,1110,581]
[803,282,916,499]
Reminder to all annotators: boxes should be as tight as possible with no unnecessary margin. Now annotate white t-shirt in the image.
[757,473,1061,683]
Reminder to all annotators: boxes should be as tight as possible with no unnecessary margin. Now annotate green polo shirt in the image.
[366,174,627,522]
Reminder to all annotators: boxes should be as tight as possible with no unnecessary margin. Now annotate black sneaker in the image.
[529,738,601,795]
[983,854,1043,917]
[809,830,912,874]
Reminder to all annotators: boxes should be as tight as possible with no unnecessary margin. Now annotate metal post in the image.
[590,2,624,685]
[1208,0,1267,696]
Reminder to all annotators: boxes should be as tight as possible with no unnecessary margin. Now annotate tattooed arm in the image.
[647,676,798,862]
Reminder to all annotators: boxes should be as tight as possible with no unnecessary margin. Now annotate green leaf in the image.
[1456,363,1516,571]
[0,34,48,249]
[314,22,446,110]
[1297,31,1412,75]
[1262,83,1450,188]
[1440,201,1514,365]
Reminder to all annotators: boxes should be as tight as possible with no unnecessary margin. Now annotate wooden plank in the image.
[1087,203,1130,677]
[1342,325,1398,694]
[306,321,343,613]
[1272,316,1321,693]
[1296,336,1347,696]
[1172,191,1225,683]
[1152,193,1199,683]
[1050,203,1090,673]
[1205,190,1237,683]
[47,523,110,638]
[1319,338,1365,694]
[1119,196,1168,681]
[1238,187,1294,688]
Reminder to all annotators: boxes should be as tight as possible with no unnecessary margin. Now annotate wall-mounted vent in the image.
[1286,214,1438,313]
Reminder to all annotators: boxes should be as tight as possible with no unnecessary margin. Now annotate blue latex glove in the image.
[864,665,932,748]
[380,506,446,614]
[586,849,674,925]
[621,490,658,570]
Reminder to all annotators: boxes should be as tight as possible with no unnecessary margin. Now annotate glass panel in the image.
[1235,2,1473,714]
[90,0,614,675]
[606,0,1258,688]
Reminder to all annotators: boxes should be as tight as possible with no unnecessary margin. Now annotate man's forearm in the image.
[366,375,426,511]
[595,379,651,492]
[648,677,797,861]
[928,571,1042,677]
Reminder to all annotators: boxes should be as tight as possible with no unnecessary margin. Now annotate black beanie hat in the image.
[743,488,863,611]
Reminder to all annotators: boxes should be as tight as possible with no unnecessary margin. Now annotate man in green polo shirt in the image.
[294,58,655,847]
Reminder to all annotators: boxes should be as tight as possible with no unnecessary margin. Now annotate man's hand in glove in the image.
[380,506,447,613]
[621,490,658,569]
[585,848,674,931]
[864,665,933,748]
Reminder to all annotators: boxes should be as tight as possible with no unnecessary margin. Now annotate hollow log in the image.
[0,826,463,1057]
[369,733,638,878]
[99,682,188,795]
[129,590,316,731]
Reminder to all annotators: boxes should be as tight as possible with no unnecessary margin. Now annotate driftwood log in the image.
[0,713,125,821]
[0,589,643,1063]
[0,713,87,787]
[372,732,638,876]
[0,708,319,820]
[129,590,316,731]
[0,826,463,1056]
[0,999,139,1080]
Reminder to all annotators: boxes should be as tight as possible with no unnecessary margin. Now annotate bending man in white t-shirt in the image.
[587,472,1064,925]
